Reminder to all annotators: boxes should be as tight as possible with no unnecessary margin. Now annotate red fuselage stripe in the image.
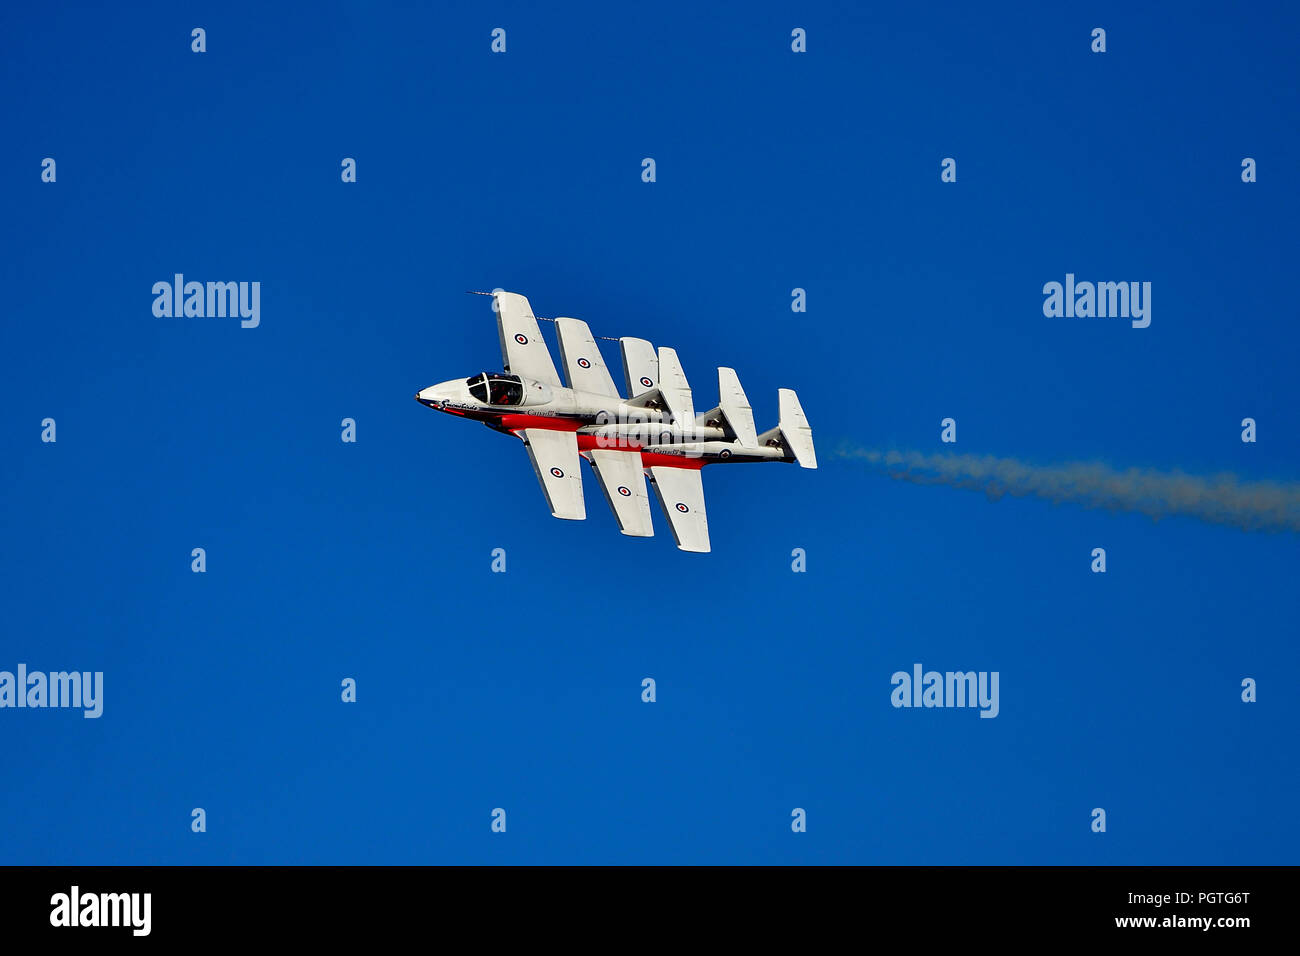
[437,407,708,468]
[574,434,706,469]
[497,414,585,432]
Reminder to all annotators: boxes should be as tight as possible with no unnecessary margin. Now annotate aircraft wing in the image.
[521,428,585,520]
[495,291,563,387]
[646,465,710,552]
[585,449,653,537]
[556,317,619,396]
[620,337,659,397]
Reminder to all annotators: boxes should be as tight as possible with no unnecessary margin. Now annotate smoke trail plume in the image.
[838,446,1300,533]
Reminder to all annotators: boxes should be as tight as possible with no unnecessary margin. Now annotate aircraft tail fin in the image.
[696,367,758,447]
[756,388,817,469]
[655,347,695,424]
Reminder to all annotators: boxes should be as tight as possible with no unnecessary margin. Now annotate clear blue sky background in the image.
[2,1,1297,864]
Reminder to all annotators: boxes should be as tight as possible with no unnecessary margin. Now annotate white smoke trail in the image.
[838,446,1300,533]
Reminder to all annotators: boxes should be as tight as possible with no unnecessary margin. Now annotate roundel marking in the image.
[640,376,654,388]
[550,467,564,478]
[577,357,591,369]
[719,448,732,459]
[675,502,690,513]
[514,333,528,345]
[617,485,631,497]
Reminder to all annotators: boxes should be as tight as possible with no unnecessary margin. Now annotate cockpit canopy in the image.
[465,372,524,406]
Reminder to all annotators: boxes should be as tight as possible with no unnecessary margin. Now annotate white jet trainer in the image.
[414,291,816,552]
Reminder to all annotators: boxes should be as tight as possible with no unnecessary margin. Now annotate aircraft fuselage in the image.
[415,372,762,464]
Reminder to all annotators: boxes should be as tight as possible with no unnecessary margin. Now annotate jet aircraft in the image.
[414,291,816,552]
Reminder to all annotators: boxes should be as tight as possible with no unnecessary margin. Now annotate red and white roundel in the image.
[577,357,591,369]
[675,502,689,513]
[640,376,654,388]
[617,485,631,497]
[514,333,528,345]
[550,467,564,478]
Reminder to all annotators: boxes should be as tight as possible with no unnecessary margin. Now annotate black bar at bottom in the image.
[0,865,1281,941]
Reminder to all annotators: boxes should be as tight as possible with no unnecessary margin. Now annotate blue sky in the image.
[1,1,1296,863]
